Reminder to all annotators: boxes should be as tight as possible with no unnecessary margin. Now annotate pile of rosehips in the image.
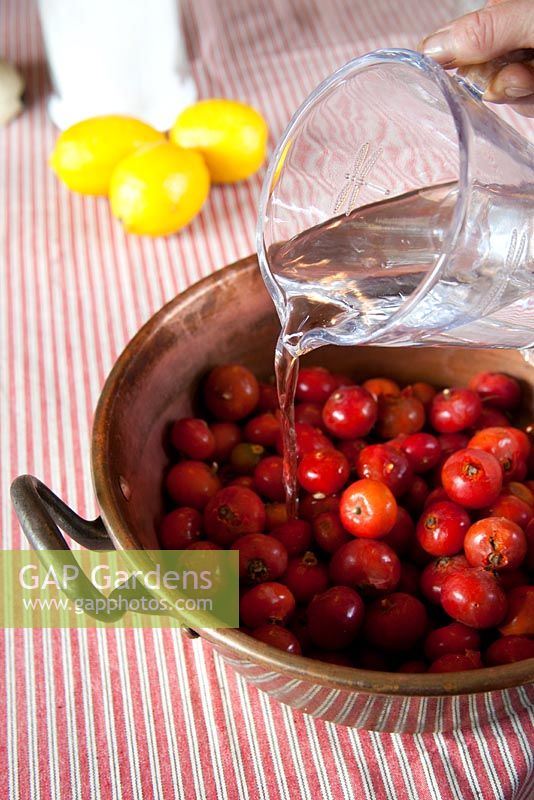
[159,363,534,674]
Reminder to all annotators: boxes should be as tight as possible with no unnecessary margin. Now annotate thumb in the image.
[420,0,534,66]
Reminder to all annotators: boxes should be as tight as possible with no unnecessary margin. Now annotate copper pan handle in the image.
[10,474,126,621]
[11,474,113,551]
[10,475,198,635]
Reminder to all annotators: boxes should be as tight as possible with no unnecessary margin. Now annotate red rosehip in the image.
[312,511,351,554]
[295,367,337,404]
[504,481,534,508]
[307,586,364,650]
[419,555,469,605]
[243,413,280,447]
[294,403,325,430]
[204,364,259,421]
[363,592,428,652]
[424,622,481,662]
[441,448,502,509]
[362,377,401,399]
[472,406,510,430]
[264,502,288,531]
[282,552,329,604]
[210,422,242,462]
[428,651,482,673]
[376,395,425,439]
[438,433,470,457]
[525,519,534,571]
[187,541,222,551]
[331,373,355,390]
[485,636,534,666]
[468,372,521,411]
[322,385,378,439]
[464,517,526,571]
[228,475,255,489]
[204,486,265,546]
[468,426,530,481]
[401,433,442,473]
[498,568,529,592]
[253,455,285,502]
[416,501,470,557]
[252,624,302,655]
[171,417,216,460]
[487,494,533,529]
[275,422,333,459]
[499,585,534,636]
[429,388,482,433]
[402,382,437,407]
[232,533,288,584]
[299,494,340,522]
[329,538,401,595]
[337,438,368,468]
[270,519,312,557]
[257,383,278,412]
[297,449,350,495]
[356,444,413,497]
[441,568,507,629]
[398,660,427,674]
[159,507,203,549]
[424,487,450,508]
[340,478,397,539]
[240,582,295,628]
[166,461,222,509]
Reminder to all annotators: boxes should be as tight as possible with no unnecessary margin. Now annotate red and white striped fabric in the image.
[2,1,534,798]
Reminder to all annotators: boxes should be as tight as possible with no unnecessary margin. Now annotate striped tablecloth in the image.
[2,1,534,798]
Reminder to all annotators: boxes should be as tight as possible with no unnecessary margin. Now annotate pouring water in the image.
[258,50,534,510]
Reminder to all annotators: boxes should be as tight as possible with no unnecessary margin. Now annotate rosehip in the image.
[204,486,265,546]
[307,586,364,650]
[204,364,259,421]
[441,448,502,509]
[363,593,428,652]
[464,517,526,571]
[441,568,507,629]
[429,388,481,433]
[340,478,397,539]
[322,386,377,439]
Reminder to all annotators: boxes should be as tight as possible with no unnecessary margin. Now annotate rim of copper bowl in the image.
[91,257,534,698]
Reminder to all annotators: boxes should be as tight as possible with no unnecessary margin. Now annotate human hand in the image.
[419,0,534,116]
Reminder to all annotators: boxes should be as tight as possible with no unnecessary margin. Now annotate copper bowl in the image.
[12,255,534,734]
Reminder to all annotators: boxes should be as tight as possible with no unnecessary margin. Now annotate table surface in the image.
[2,1,534,798]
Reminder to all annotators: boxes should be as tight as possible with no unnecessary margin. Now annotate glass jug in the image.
[257,49,534,356]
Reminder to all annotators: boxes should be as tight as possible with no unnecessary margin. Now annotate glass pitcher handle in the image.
[455,49,534,100]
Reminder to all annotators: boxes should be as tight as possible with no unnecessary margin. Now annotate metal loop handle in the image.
[10,475,128,621]
[10,474,198,634]
[11,475,113,551]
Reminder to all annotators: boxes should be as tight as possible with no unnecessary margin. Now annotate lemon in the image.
[170,99,268,184]
[49,116,165,195]
[109,141,210,236]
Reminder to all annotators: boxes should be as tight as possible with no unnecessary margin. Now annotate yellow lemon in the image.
[109,141,210,236]
[49,115,165,195]
[170,99,268,184]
